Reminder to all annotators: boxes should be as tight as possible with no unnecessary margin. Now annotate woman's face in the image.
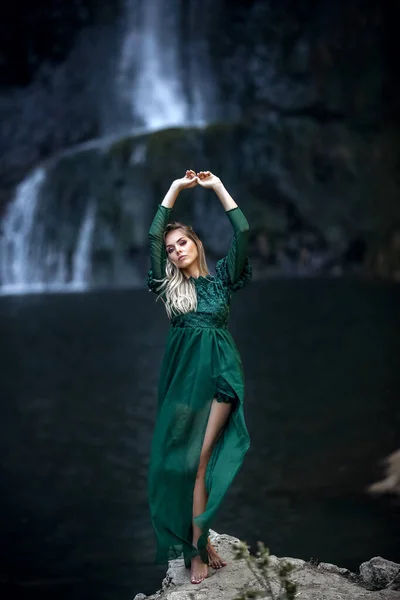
[165,229,199,272]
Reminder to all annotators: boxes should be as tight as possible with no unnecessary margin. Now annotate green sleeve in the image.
[148,203,172,286]
[225,206,250,284]
[215,206,252,292]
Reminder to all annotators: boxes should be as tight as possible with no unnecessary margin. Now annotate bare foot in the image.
[190,555,208,584]
[207,540,227,569]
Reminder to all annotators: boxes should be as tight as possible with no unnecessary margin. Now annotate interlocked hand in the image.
[172,170,222,192]
[172,170,198,191]
[196,171,221,189]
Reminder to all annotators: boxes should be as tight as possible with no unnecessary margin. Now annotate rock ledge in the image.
[134,531,400,600]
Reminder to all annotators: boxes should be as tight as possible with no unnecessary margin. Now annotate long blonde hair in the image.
[152,221,211,318]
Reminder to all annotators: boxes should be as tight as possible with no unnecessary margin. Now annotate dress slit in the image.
[183,388,234,568]
[185,374,242,565]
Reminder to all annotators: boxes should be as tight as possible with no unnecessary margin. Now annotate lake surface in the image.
[0,278,399,599]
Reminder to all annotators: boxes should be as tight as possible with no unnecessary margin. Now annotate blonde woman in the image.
[147,170,252,584]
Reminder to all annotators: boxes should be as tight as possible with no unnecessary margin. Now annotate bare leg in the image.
[190,399,232,584]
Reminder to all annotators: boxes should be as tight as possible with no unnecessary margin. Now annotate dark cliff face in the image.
[0,0,395,181]
[0,0,399,283]
[0,0,121,87]
[0,0,122,206]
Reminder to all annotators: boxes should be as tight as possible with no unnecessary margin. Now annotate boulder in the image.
[359,557,400,591]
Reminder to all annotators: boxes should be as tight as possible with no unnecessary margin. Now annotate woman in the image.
[147,170,251,584]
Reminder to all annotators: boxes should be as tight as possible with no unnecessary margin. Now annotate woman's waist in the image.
[170,310,229,330]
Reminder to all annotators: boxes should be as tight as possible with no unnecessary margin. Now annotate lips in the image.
[178,256,187,261]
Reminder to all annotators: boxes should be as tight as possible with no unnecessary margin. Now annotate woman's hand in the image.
[196,171,222,190]
[172,170,198,192]
[198,171,236,210]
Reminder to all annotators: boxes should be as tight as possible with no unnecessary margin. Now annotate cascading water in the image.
[0,168,97,294]
[71,199,97,290]
[1,168,49,294]
[0,0,215,295]
[117,0,214,131]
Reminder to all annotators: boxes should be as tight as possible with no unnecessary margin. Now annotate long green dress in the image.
[147,203,252,567]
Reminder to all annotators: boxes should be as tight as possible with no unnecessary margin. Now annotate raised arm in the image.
[197,171,250,286]
[224,206,250,285]
[148,170,198,285]
[148,204,172,280]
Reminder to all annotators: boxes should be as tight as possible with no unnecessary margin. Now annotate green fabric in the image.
[147,203,252,566]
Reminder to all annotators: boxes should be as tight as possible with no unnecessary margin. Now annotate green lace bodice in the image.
[147,203,252,329]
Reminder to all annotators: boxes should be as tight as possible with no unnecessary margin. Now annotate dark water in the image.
[0,279,399,599]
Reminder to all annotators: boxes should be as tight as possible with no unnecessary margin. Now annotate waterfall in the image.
[117,0,214,130]
[71,199,97,290]
[1,168,47,294]
[0,168,96,295]
[0,0,216,295]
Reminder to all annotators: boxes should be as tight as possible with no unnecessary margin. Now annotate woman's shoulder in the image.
[214,256,252,292]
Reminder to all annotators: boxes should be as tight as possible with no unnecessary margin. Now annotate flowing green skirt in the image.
[147,325,250,566]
